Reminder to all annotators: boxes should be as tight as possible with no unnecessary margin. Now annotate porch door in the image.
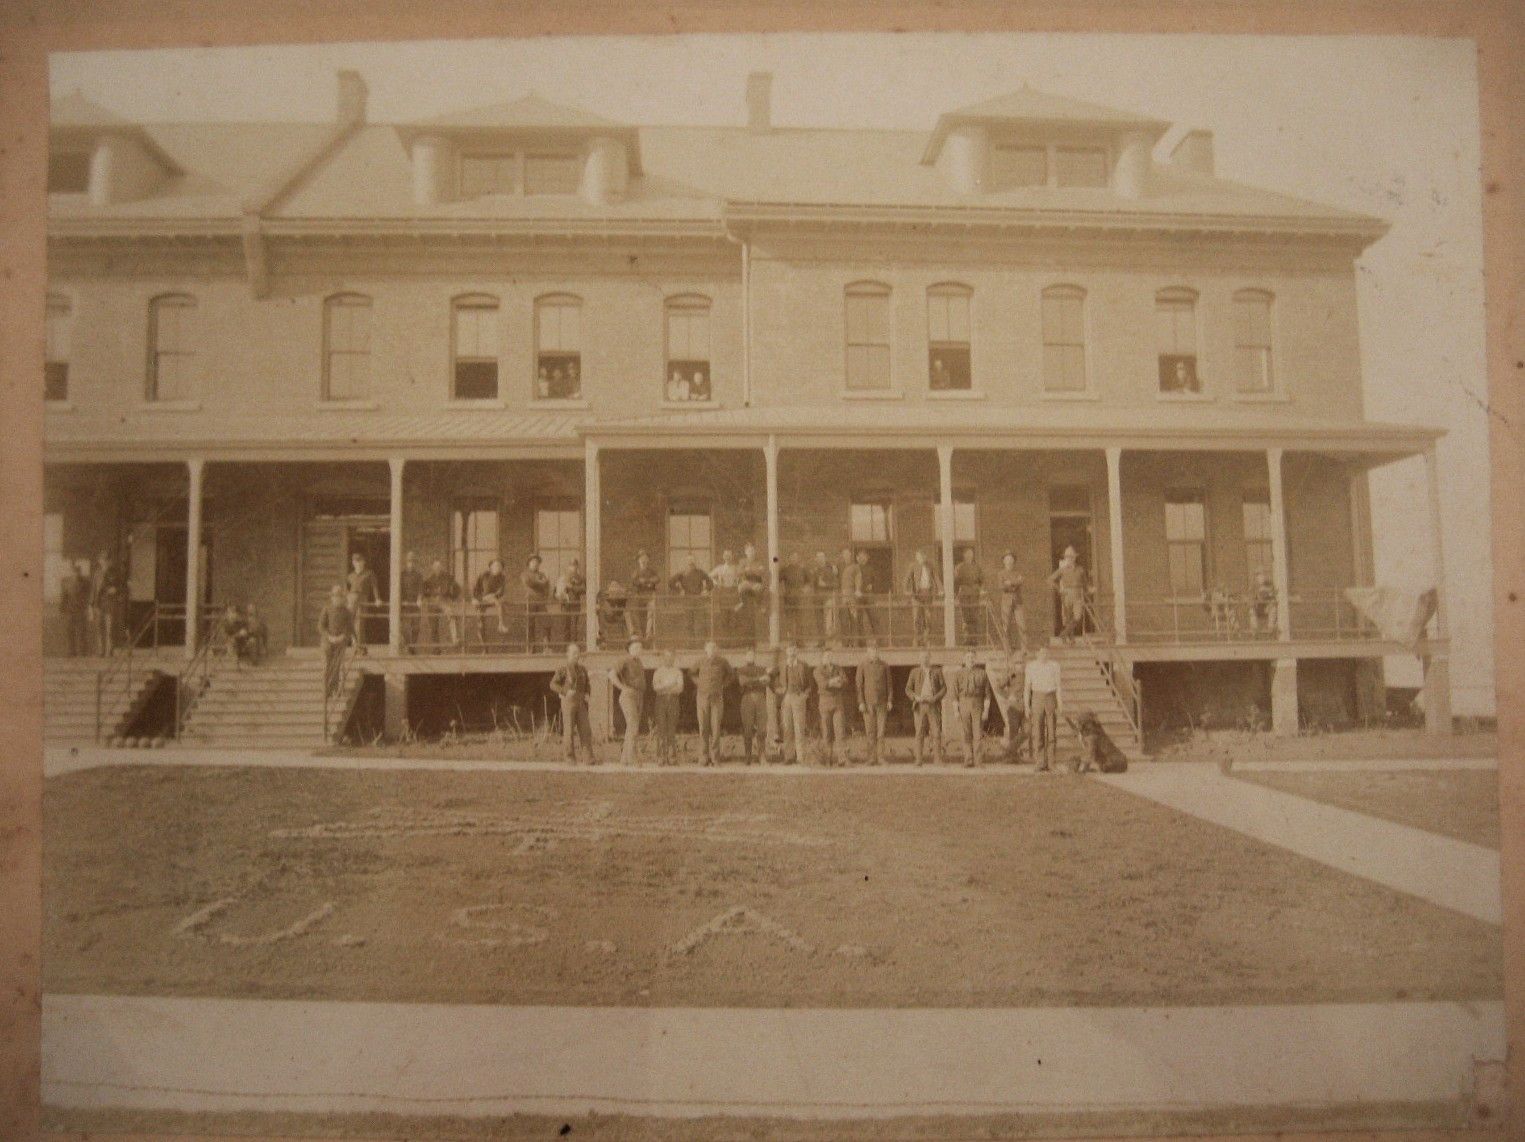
[1048,486,1095,636]
[299,517,390,647]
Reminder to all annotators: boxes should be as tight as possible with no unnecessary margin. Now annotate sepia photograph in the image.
[29,26,1508,1140]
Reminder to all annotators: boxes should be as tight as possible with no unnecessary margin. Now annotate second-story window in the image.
[147,294,197,403]
[451,294,499,401]
[1041,285,1087,393]
[1233,289,1275,394]
[323,294,372,401]
[535,294,583,400]
[927,283,973,391]
[1156,287,1200,394]
[664,295,712,402]
[45,293,72,403]
[844,282,891,392]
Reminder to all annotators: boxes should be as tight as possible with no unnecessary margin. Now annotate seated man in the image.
[217,604,250,665]
[243,603,269,664]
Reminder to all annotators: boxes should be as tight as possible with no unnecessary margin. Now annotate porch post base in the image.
[1270,658,1298,736]
[1422,654,1453,734]
[383,672,406,741]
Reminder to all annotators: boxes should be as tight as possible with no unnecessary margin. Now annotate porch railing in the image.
[172,617,219,739]
[1119,589,1382,646]
[375,593,1021,654]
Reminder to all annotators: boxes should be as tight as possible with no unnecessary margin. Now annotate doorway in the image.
[300,512,390,646]
[1048,485,1095,636]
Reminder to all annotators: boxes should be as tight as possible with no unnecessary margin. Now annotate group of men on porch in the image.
[359,541,1096,655]
[547,637,1069,770]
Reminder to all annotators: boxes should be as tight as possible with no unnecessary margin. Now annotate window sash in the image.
[932,498,977,543]
[1155,297,1197,355]
[325,298,372,400]
[537,302,581,353]
[849,501,891,544]
[1167,542,1207,597]
[451,504,501,588]
[667,510,712,571]
[846,344,891,391]
[927,291,970,344]
[453,302,499,360]
[535,508,583,584]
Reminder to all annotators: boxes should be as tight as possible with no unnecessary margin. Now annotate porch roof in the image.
[44,400,1442,464]
[584,403,1443,456]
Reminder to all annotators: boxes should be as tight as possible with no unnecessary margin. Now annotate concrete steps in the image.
[178,655,361,748]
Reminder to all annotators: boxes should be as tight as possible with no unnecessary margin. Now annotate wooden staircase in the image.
[44,655,174,744]
[1042,644,1145,761]
[178,653,362,749]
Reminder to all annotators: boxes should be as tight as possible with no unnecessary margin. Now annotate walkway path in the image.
[1101,766,1502,924]
[43,994,1503,1121]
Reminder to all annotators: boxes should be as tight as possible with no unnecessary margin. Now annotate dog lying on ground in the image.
[1064,710,1129,774]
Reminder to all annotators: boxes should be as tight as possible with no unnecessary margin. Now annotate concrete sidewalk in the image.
[1102,766,1502,924]
[1232,757,1496,773]
[43,993,1503,1121]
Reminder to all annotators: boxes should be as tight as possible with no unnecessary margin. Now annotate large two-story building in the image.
[41,70,1451,748]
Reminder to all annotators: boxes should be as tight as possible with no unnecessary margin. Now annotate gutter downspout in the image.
[724,222,752,407]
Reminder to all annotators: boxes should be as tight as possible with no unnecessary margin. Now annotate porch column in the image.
[1105,446,1127,643]
[584,440,601,652]
[1267,448,1296,735]
[938,445,956,649]
[765,435,781,646]
[184,457,204,658]
[387,457,405,655]
[1422,444,1453,732]
[1266,448,1292,642]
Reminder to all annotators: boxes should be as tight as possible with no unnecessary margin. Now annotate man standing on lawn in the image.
[1024,643,1063,772]
[905,649,946,766]
[550,643,597,765]
[610,638,647,765]
[777,642,813,765]
[691,640,733,766]
[318,584,354,697]
[953,648,992,768]
[991,649,1028,760]
[735,646,771,764]
[856,639,893,766]
[650,649,685,765]
[814,648,849,766]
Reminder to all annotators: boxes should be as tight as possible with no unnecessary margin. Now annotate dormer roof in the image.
[50,89,184,175]
[922,87,1169,164]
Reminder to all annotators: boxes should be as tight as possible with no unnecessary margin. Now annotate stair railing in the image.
[93,602,161,742]
[1077,598,1143,743]
[173,619,217,740]
[323,640,360,744]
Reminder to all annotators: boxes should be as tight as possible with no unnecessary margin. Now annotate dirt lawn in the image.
[44,765,1501,1007]
[1235,769,1501,849]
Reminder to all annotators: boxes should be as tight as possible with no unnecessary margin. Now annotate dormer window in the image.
[48,151,90,193]
[457,149,582,198]
[1055,147,1109,187]
[990,144,1046,189]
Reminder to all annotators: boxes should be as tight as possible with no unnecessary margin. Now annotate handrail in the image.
[1078,597,1143,742]
[323,639,359,743]
[173,619,217,739]
[93,602,162,742]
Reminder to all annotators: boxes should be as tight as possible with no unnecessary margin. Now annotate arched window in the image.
[1155,287,1200,393]
[323,293,372,401]
[147,294,197,402]
[844,281,891,392]
[45,293,72,403]
[534,293,583,400]
[1040,285,1086,393]
[927,283,973,391]
[451,294,499,400]
[664,295,712,402]
[1233,289,1275,394]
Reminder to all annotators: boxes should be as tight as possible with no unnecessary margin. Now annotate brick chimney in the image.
[746,72,773,132]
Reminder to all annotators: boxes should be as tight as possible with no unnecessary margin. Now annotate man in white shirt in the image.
[650,649,686,765]
[1024,644,1063,772]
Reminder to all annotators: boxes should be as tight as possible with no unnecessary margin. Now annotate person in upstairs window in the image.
[536,365,552,400]
[666,368,690,403]
[689,368,711,401]
[565,360,581,398]
[930,356,953,391]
